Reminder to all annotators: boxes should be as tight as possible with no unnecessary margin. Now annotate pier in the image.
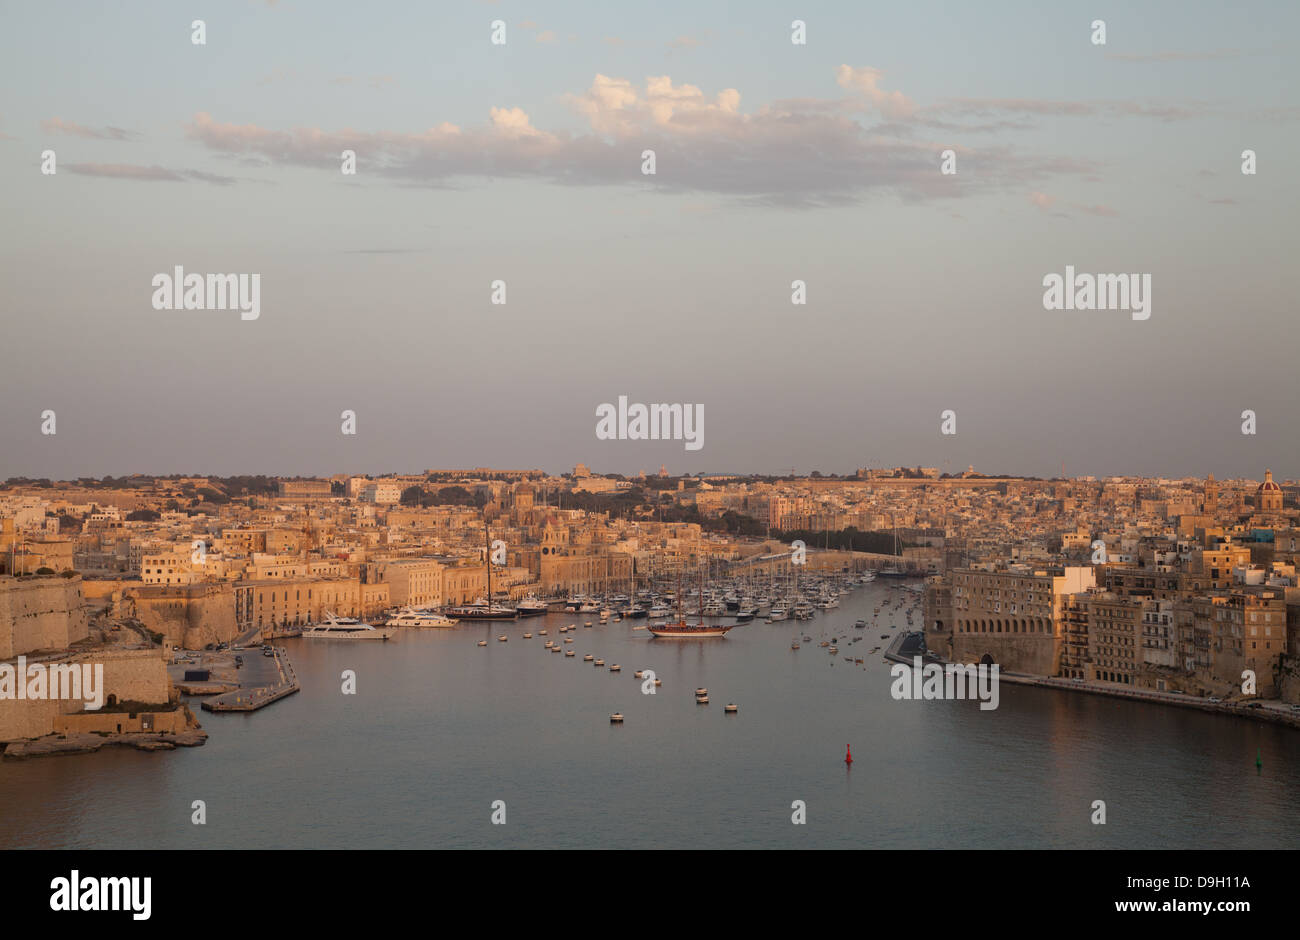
[201,647,300,713]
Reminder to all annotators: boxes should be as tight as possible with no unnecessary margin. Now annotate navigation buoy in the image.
[1257,748,1263,771]
[845,744,853,765]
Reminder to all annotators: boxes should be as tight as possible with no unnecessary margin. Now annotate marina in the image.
[3,576,1300,850]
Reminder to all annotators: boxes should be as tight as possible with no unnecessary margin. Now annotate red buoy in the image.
[845,744,853,765]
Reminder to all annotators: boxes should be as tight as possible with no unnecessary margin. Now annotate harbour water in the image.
[2,580,1298,849]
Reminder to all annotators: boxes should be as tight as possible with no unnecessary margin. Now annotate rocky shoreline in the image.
[1,728,208,759]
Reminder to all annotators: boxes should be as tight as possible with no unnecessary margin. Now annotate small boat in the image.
[538,629,548,636]
[725,704,738,713]
[828,646,838,653]
[609,664,621,672]
[855,620,866,629]
[696,696,709,704]
[551,646,561,653]
[791,642,800,650]
[523,632,533,639]
[584,654,594,662]
[584,622,593,628]
[565,650,575,657]
[594,659,605,667]
[610,713,624,723]
[477,639,487,647]
[564,637,574,644]
[695,688,708,697]
[654,678,662,687]
[634,670,644,679]
[497,635,508,642]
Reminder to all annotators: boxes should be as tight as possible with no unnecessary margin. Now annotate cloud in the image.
[602,36,625,46]
[1106,49,1239,62]
[834,65,914,119]
[256,68,292,86]
[1030,191,1119,218]
[928,97,1202,124]
[341,248,427,254]
[331,74,395,89]
[669,35,703,49]
[64,162,235,184]
[183,70,1100,208]
[41,118,141,141]
[535,30,557,43]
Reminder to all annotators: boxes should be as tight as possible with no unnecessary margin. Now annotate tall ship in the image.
[878,516,911,578]
[647,569,734,639]
[445,523,519,620]
[304,611,392,640]
[444,597,518,621]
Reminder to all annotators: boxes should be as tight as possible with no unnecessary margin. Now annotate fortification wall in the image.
[0,575,90,659]
[0,647,172,742]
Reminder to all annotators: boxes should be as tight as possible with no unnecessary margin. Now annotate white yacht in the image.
[516,595,549,618]
[647,603,671,619]
[304,611,392,640]
[769,604,788,621]
[388,607,458,628]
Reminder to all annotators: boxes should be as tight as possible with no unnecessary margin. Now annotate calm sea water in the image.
[2,580,1298,849]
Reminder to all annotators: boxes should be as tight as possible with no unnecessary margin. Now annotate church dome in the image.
[1259,469,1281,492]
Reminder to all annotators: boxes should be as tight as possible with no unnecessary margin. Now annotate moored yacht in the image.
[516,595,549,617]
[304,611,392,640]
[443,598,518,621]
[388,607,458,628]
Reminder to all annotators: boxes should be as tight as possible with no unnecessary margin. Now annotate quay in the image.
[885,633,1300,728]
[201,646,300,713]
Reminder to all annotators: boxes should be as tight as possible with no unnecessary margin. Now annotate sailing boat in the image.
[878,514,909,579]
[444,521,518,620]
[647,564,733,638]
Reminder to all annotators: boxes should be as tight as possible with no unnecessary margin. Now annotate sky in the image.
[1,0,1296,481]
